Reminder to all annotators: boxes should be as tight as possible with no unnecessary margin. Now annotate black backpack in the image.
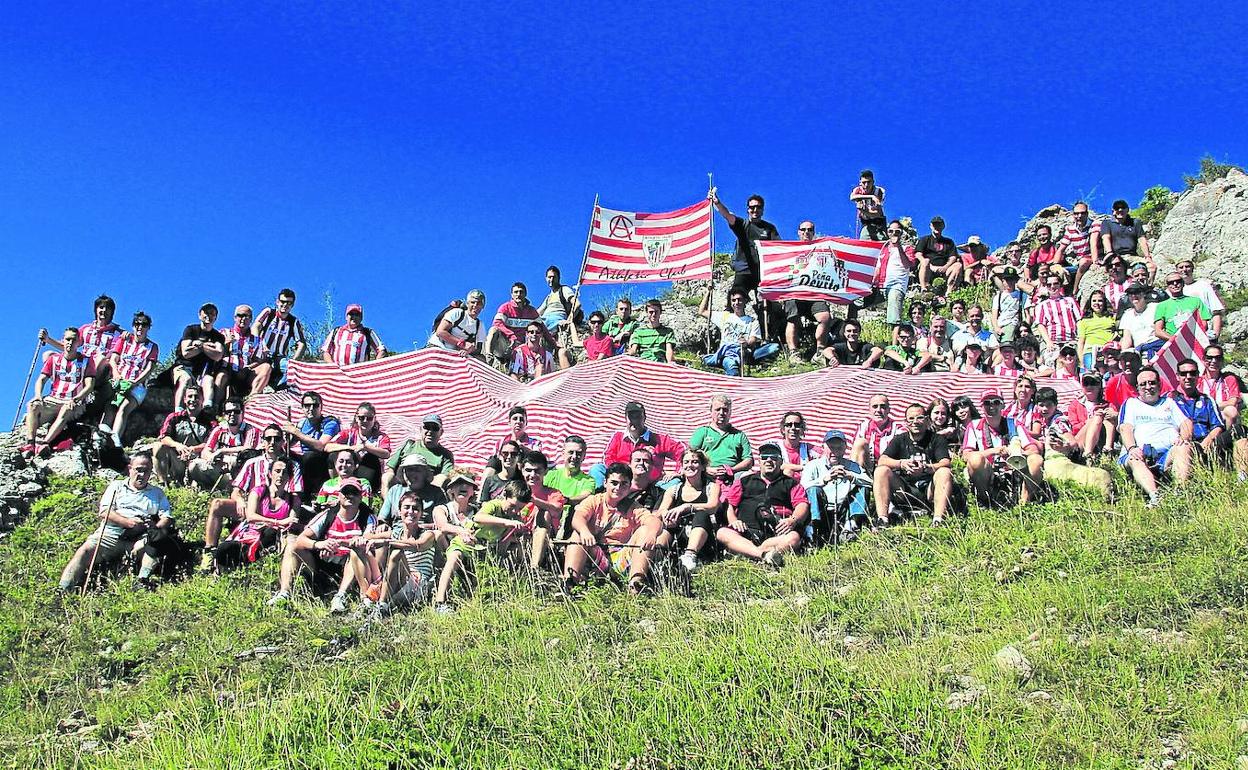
[558,288,585,326]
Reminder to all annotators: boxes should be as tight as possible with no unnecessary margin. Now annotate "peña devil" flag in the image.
[755,236,881,304]
[580,200,713,285]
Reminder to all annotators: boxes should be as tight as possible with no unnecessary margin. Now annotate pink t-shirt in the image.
[582,333,615,361]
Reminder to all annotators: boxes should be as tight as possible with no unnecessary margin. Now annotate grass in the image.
[3,465,1248,768]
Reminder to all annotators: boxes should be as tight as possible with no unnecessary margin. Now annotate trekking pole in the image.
[81,485,120,596]
[12,334,43,431]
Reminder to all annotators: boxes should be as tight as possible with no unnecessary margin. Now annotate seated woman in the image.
[365,490,438,616]
[957,341,989,374]
[479,440,524,503]
[948,396,980,443]
[1065,373,1119,458]
[432,477,533,613]
[268,477,376,613]
[1052,343,1081,380]
[927,398,956,442]
[1077,290,1117,370]
[213,454,301,570]
[659,450,721,572]
[324,402,392,487]
[563,311,615,362]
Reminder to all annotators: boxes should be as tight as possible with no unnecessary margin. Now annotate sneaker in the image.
[787,351,804,366]
[809,351,825,364]
[1145,492,1161,509]
[678,551,699,573]
[330,593,348,614]
[198,551,215,573]
[761,550,785,569]
[266,591,290,607]
[434,602,454,615]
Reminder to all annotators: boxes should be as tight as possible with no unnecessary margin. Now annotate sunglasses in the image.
[1205,354,1223,361]
[783,421,803,428]
[759,454,781,461]
[1178,371,1199,377]
[1166,279,1184,285]
[262,434,281,441]
[223,410,242,416]
[302,402,318,408]
[983,399,1004,407]
[340,488,362,497]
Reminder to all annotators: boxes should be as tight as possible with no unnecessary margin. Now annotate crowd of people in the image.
[23,173,1248,616]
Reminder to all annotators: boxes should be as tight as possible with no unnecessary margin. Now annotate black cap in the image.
[624,401,644,414]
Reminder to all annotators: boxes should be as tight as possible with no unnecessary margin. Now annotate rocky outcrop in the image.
[0,433,50,533]
[1153,168,1248,288]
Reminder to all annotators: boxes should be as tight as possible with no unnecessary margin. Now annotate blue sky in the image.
[3,1,1246,410]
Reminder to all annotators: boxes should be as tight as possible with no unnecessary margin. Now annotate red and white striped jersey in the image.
[852,418,903,464]
[206,422,258,451]
[1200,373,1241,405]
[108,333,159,381]
[41,351,96,399]
[322,325,383,366]
[1031,295,1081,344]
[77,321,122,361]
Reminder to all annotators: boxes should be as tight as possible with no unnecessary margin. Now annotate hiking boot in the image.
[198,550,215,573]
[266,591,290,607]
[678,551,699,573]
[787,351,804,366]
[434,602,454,615]
[761,550,785,569]
[1145,492,1161,509]
[330,593,348,614]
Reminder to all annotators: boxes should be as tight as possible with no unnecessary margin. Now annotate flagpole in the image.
[571,193,599,318]
[706,173,715,358]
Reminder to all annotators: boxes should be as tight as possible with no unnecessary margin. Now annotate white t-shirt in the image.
[710,311,760,347]
[1184,279,1224,313]
[426,308,482,351]
[881,243,910,288]
[1117,304,1157,347]
[1119,396,1186,449]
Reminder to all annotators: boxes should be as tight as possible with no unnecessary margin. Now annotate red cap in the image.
[345,304,363,318]
[980,388,1004,402]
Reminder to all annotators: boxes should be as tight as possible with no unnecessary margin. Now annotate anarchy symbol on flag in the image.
[642,235,671,267]
[608,215,634,239]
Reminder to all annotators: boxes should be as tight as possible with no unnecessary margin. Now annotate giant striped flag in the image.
[756,236,881,304]
[1153,312,1209,391]
[580,200,713,285]
[240,349,1078,472]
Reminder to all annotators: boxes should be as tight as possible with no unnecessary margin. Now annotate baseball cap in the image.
[980,388,1004,403]
[399,454,430,470]
[1001,266,1019,280]
[1081,372,1103,386]
[823,429,847,443]
[345,303,363,317]
[338,477,364,494]
[422,414,443,428]
[624,401,645,414]
[758,442,783,458]
[1059,342,1078,355]
[444,467,478,488]
[1126,283,1149,294]
[999,340,1016,351]
[964,340,984,350]
[1101,341,1121,352]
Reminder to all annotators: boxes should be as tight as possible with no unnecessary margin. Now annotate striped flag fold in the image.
[1153,313,1209,391]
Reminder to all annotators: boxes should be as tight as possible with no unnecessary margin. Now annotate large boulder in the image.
[1153,168,1248,289]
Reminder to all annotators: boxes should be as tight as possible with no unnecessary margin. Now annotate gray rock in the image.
[1223,307,1248,343]
[1153,168,1248,289]
[993,644,1034,680]
[37,447,89,479]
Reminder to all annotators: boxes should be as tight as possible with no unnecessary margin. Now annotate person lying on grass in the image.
[268,476,376,613]
[563,463,663,594]
[364,490,438,617]
[432,477,533,613]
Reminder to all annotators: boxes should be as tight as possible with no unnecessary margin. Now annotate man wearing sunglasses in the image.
[915,216,964,293]
[1199,344,1244,427]
[382,413,455,493]
[1118,365,1193,507]
[961,388,1045,506]
[187,397,259,490]
[282,391,341,496]
[1153,271,1212,342]
[877,220,915,330]
[709,188,778,296]
[252,288,307,390]
[154,383,213,486]
[1099,199,1154,271]
[216,304,272,400]
[172,303,226,412]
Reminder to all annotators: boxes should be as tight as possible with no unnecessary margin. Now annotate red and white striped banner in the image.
[580,200,713,285]
[756,236,881,303]
[240,350,1077,472]
[1153,313,1209,391]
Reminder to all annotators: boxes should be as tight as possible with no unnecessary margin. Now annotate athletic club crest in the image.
[641,235,671,268]
[789,244,848,290]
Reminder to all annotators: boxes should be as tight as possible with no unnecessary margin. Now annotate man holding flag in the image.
[710,189,779,296]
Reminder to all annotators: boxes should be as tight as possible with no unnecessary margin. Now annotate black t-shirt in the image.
[915,235,959,267]
[626,483,664,511]
[1104,218,1145,255]
[882,430,951,479]
[728,216,779,276]
[831,340,877,366]
[176,324,226,375]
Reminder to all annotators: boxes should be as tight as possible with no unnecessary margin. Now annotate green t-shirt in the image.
[1154,295,1211,335]
[386,439,455,475]
[688,425,751,469]
[629,324,676,362]
[314,476,376,510]
[543,467,596,505]
[602,316,640,345]
[1076,316,1117,346]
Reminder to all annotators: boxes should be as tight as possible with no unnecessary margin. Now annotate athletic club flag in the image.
[756,236,881,304]
[1153,312,1209,391]
[580,200,713,285]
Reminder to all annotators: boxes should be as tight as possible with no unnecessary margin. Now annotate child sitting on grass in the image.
[364,490,438,616]
[431,479,533,614]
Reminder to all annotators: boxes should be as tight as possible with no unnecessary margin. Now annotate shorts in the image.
[586,543,640,576]
[783,299,831,321]
[885,285,906,326]
[110,381,147,407]
[31,395,87,423]
[893,476,935,512]
[1118,444,1172,470]
[222,367,257,394]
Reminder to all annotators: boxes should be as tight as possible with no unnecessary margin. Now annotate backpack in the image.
[558,287,584,326]
[431,300,465,332]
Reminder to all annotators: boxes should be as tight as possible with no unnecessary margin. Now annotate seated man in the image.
[874,404,957,527]
[783,223,834,363]
[715,443,809,568]
[268,477,376,612]
[515,450,566,568]
[251,288,307,390]
[282,391,341,496]
[689,394,753,479]
[199,423,306,571]
[367,489,438,616]
[383,414,455,492]
[698,286,780,375]
[801,429,871,543]
[627,300,677,364]
[510,321,556,382]
[101,311,160,443]
[187,397,259,491]
[915,317,955,373]
[817,317,883,368]
[603,297,641,355]
[915,216,964,292]
[215,305,272,399]
[1170,359,1245,476]
[851,394,903,473]
[23,327,97,458]
[485,282,549,366]
[59,451,174,591]
[1031,386,1112,498]
[625,447,665,511]
[1177,257,1225,340]
[1031,275,1081,363]
[1118,366,1194,507]
[543,436,598,538]
[959,235,993,285]
[171,303,226,412]
[427,289,486,356]
[322,304,386,366]
[377,454,448,530]
[961,388,1044,506]
[1105,349,1142,409]
[41,294,121,382]
[563,463,663,594]
[590,401,684,488]
[952,305,1000,359]
[880,324,921,373]
[1153,271,1212,343]
[154,383,214,485]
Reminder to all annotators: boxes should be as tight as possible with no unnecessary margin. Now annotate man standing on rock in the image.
[252,288,307,391]
[710,188,779,297]
[1176,257,1225,341]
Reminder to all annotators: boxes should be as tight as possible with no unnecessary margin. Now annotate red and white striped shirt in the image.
[206,423,258,451]
[994,364,1025,378]
[108,333,159,382]
[322,325,384,366]
[330,427,392,451]
[853,418,903,464]
[1200,373,1241,405]
[1058,220,1097,261]
[233,454,304,494]
[77,321,122,362]
[254,308,307,359]
[1103,278,1131,309]
[961,417,1037,452]
[221,326,268,371]
[1031,295,1081,345]
[41,351,96,399]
